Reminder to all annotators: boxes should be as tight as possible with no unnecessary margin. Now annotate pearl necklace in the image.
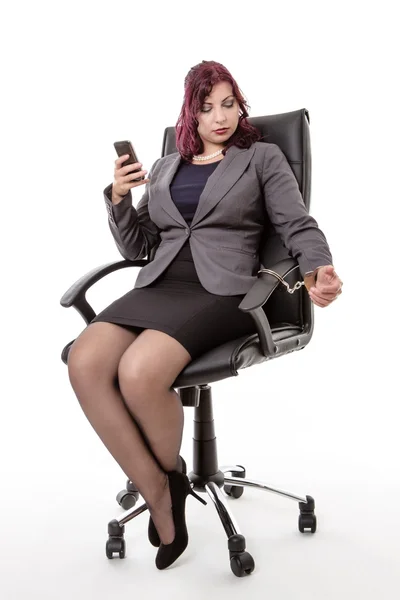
[192,148,224,161]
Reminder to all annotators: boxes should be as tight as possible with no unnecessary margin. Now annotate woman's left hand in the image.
[309,265,343,307]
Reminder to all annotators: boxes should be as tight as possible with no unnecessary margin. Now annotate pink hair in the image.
[175,60,261,162]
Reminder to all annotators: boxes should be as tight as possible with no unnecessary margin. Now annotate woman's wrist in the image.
[111,190,125,205]
[304,266,324,291]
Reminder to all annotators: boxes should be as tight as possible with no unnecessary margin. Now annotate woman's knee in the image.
[67,337,105,392]
[117,355,152,402]
[117,330,192,401]
[68,322,138,387]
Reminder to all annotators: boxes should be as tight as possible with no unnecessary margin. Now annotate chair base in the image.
[107,385,317,576]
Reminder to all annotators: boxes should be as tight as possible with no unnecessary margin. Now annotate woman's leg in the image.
[67,323,177,537]
[117,329,193,544]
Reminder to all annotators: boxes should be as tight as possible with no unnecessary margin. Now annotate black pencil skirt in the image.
[90,240,257,360]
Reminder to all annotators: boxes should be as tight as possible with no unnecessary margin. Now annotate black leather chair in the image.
[60,108,318,577]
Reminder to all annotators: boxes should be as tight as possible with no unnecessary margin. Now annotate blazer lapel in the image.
[192,144,256,227]
[155,144,256,228]
[155,153,187,227]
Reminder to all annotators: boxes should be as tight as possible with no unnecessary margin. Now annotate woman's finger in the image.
[130,177,150,188]
[315,283,341,295]
[309,291,329,307]
[311,287,337,301]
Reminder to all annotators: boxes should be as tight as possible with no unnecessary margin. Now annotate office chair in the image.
[60,108,317,577]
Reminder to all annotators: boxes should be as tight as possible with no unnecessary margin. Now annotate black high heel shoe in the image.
[155,470,207,570]
[148,456,187,547]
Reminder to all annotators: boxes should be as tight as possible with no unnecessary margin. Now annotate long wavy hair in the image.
[175,61,261,162]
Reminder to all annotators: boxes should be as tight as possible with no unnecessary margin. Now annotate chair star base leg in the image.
[205,481,255,577]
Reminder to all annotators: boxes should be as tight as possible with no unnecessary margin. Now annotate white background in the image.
[1,0,399,598]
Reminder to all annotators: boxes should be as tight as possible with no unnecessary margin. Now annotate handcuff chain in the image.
[257,268,305,294]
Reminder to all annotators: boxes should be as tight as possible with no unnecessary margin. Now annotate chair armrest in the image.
[60,258,149,324]
[238,258,300,358]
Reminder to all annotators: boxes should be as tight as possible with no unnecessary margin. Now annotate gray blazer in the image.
[103,141,333,296]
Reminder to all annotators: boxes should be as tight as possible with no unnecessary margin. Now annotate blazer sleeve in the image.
[261,144,334,279]
[103,159,161,261]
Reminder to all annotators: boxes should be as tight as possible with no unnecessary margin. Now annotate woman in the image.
[67,60,343,570]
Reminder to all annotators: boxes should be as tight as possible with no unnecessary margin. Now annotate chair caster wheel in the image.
[224,485,244,499]
[224,465,245,499]
[298,495,317,533]
[230,552,255,577]
[106,519,125,559]
[228,534,254,577]
[116,490,138,510]
[116,480,139,510]
[298,513,317,533]
[106,537,126,559]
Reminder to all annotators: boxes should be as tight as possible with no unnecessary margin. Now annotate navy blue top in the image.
[170,160,221,225]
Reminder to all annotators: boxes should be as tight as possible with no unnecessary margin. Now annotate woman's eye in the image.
[201,103,234,113]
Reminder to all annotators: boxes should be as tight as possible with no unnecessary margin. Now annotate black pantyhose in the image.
[67,322,184,545]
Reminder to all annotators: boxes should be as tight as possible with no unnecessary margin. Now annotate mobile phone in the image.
[113,140,145,181]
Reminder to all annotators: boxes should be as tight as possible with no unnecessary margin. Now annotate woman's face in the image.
[195,80,239,149]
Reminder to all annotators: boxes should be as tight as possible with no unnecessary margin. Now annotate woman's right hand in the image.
[112,154,150,204]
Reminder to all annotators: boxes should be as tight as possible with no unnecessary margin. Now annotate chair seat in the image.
[173,323,302,388]
[62,323,302,388]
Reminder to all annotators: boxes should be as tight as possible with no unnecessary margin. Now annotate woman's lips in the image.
[214,128,228,134]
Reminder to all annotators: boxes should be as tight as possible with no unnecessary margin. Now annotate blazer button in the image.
[185,228,190,236]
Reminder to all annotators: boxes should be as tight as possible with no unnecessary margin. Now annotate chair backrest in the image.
[159,108,313,330]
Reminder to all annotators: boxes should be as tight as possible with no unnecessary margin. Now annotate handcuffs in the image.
[257,267,305,294]
[258,267,343,297]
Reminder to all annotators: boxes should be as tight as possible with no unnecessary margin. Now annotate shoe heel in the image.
[189,487,207,505]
